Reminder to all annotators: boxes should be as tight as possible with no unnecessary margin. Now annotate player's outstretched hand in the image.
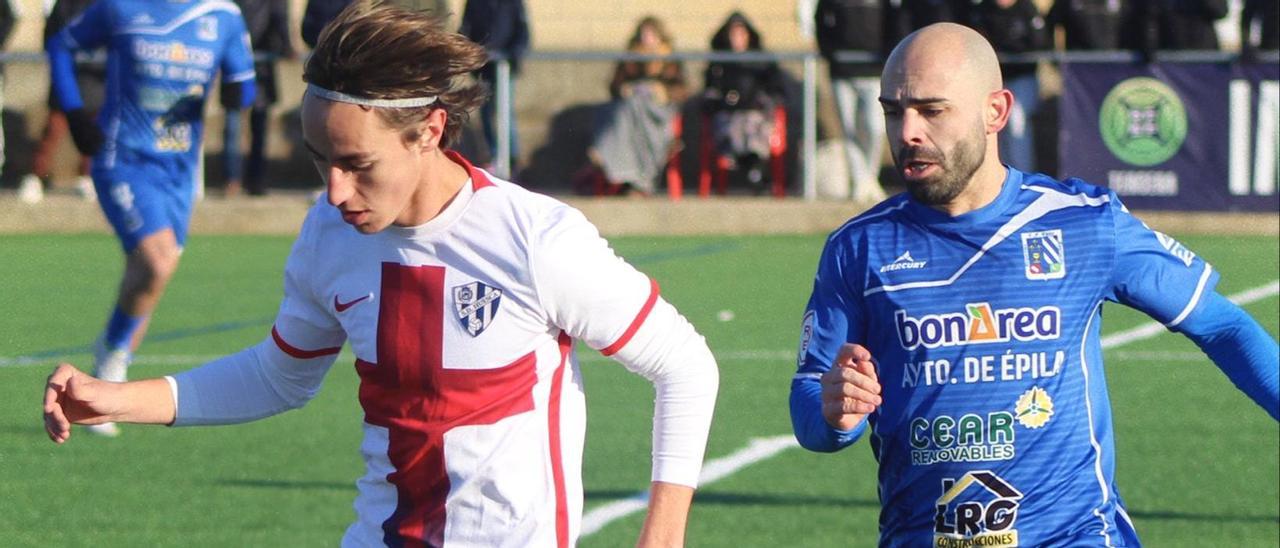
[43,363,120,444]
[819,343,882,431]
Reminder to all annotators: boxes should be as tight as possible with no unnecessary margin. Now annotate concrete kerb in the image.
[1,191,1276,237]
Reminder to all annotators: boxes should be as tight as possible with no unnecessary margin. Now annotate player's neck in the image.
[933,155,1007,218]
[396,151,470,227]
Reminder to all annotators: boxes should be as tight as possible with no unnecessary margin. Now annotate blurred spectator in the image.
[1047,0,1133,50]
[302,0,352,48]
[1130,0,1228,53]
[900,0,970,33]
[459,0,530,171]
[305,0,446,48]
[0,1,15,199]
[815,0,895,202]
[23,0,100,204]
[585,16,687,196]
[225,0,295,197]
[1241,0,1279,59]
[702,12,786,192]
[972,0,1049,173]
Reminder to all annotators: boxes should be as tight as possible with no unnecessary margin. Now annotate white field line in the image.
[1100,280,1279,349]
[579,435,798,537]
[577,280,1279,537]
[5,281,1275,369]
[1,284,1275,532]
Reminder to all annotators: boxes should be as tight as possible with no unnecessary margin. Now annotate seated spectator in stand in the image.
[586,16,687,196]
[1241,0,1279,59]
[972,0,1049,173]
[702,12,786,193]
[1047,0,1132,51]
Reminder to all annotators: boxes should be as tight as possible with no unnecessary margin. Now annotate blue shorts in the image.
[94,163,195,253]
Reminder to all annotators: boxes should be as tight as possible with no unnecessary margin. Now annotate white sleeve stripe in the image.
[164,375,179,417]
[1168,263,1213,328]
[793,372,822,381]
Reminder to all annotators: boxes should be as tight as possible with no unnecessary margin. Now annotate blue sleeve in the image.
[1106,196,1220,328]
[222,14,257,108]
[789,237,870,452]
[46,35,83,111]
[1177,290,1280,420]
[46,0,113,112]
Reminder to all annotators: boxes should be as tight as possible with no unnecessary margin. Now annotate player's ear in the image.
[417,107,448,152]
[986,89,1013,135]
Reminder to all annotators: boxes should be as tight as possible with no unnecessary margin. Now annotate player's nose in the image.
[326,167,354,207]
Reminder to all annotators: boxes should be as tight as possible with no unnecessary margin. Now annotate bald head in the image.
[877,23,1015,214]
[884,23,1002,96]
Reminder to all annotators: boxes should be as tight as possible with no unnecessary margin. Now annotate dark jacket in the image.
[815,0,892,78]
[1242,0,1279,51]
[1131,0,1228,51]
[459,0,530,78]
[1048,0,1132,50]
[236,0,293,105]
[301,0,352,48]
[972,0,1050,79]
[703,12,786,112]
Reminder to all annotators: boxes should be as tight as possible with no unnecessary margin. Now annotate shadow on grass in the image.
[1127,509,1279,524]
[586,489,878,509]
[218,478,354,492]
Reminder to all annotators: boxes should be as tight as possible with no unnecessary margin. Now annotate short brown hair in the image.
[304,0,488,149]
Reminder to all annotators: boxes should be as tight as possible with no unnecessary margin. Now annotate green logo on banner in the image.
[1098,77,1188,167]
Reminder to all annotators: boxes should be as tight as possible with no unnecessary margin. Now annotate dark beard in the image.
[896,133,985,206]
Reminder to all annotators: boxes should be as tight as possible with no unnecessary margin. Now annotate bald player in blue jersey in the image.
[789,23,1279,547]
[47,0,256,436]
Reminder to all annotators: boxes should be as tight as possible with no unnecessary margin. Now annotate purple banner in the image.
[1060,62,1279,212]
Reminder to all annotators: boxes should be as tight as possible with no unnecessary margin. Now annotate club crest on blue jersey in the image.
[453,281,503,337]
[1020,230,1065,280]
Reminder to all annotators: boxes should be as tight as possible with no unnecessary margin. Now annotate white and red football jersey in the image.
[243,152,714,547]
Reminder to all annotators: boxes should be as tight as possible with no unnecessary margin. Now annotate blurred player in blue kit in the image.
[789,23,1279,547]
[47,0,256,436]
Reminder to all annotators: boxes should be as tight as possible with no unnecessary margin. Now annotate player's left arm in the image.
[636,481,695,548]
[220,11,257,109]
[530,205,718,543]
[1177,291,1279,420]
[1107,198,1278,419]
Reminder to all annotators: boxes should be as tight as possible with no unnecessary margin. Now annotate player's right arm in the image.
[789,236,878,451]
[168,209,346,426]
[43,366,175,443]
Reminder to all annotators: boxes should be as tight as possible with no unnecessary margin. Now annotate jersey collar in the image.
[382,151,489,239]
[904,166,1023,227]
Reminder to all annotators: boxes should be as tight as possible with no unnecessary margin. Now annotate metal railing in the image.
[5,48,1276,200]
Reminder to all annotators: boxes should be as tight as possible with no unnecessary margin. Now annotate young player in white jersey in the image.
[789,23,1278,547]
[42,2,719,546]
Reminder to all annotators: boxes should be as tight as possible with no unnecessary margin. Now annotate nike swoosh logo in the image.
[334,294,370,312]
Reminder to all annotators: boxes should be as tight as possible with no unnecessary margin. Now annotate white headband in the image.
[306,84,438,108]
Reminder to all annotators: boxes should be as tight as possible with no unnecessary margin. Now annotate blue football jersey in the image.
[55,0,254,175]
[793,168,1219,547]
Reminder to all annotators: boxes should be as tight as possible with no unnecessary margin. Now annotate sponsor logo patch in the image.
[934,471,1022,547]
[453,281,503,337]
[1014,386,1054,429]
[1021,229,1065,280]
[880,251,929,273]
[895,303,1062,351]
[797,310,816,368]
